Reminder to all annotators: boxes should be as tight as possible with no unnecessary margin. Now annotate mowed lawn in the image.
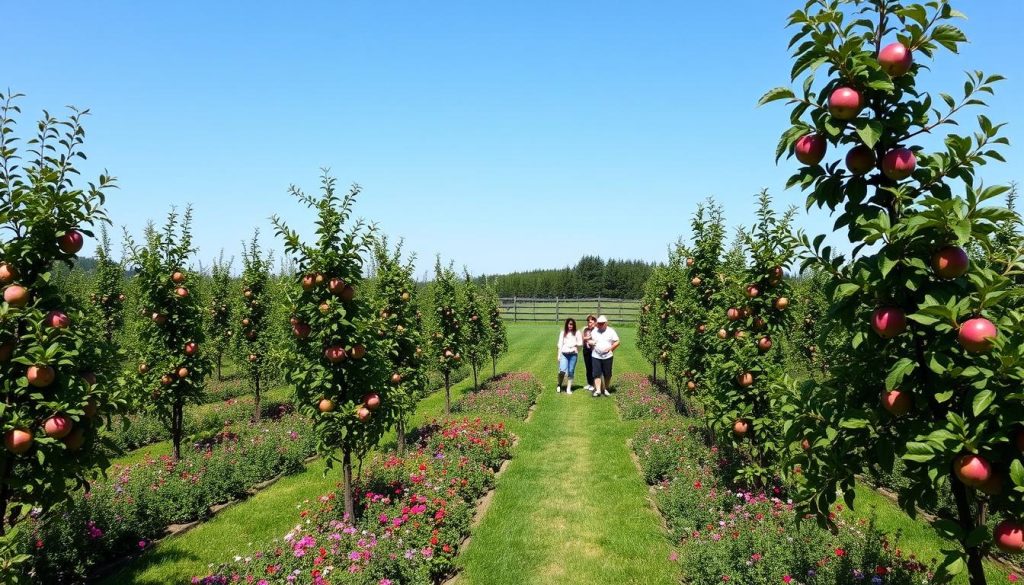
[102,322,676,585]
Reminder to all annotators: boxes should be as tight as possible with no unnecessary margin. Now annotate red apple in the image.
[4,285,29,307]
[118,293,126,301]
[83,399,99,419]
[324,346,347,363]
[733,420,750,437]
[27,365,55,388]
[696,324,706,334]
[932,246,969,279]
[882,148,916,180]
[171,271,185,284]
[958,317,997,353]
[248,353,258,363]
[45,310,71,329]
[995,520,1024,554]
[878,42,913,77]
[0,341,15,362]
[318,398,335,413]
[0,263,17,285]
[301,274,316,291]
[733,330,747,340]
[177,367,189,379]
[161,374,174,386]
[845,145,876,175]
[686,258,694,267]
[58,229,84,254]
[954,453,991,488]
[138,363,150,374]
[152,312,167,325]
[63,428,86,451]
[390,373,402,385]
[292,322,311,339]
[241,318,251,327]
[757,337,773,352]
[4,428,33,454]
[80,371,97,386]
[328,278,345,295]
[340,285,356,302]
[774,297,790,311]
[871,307,907,339]
[717,328,728,340]
[794,134,827,166]
[175,287,189,298]
[801,438,811,451]
[350,344,366,359]
[356,407,372,422]
[686,381,696,391]
[980,473,1004,496]
[746,285,760,298]
[43,414,73,439]
[363,393,381,411]
[881,389,912,416]
[1015,429,1024,453]
[184,342,198,356]
[727,307,741,321]
[828,87,863,120]
[691,277,702,287]
[737,372,754,387]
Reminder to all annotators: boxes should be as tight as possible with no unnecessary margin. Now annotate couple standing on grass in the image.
[556,314,619,397]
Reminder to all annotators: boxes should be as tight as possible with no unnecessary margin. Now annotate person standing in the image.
[590,315,620,397]
[556,318,583,394]
[581,314,597,392]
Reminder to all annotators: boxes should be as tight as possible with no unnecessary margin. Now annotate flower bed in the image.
[614,372,675,421]
[194,372,538,585]
[18,412,316,583]
[618,375,935,585]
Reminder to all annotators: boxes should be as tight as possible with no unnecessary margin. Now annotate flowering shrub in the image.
[615,373,675,420]
[19,413,316,583]
[451,372,541,420]
[623,375,936,584]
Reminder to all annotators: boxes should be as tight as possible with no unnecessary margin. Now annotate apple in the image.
[243,289,253,299]
[324,346,347,363]
[696,324,706,334]
[139,363,150,374]
[871,307,907,339]
[774,297,789,311]
[801,438,811,451]
[80,371,97,386]
[43,414,73,439]
[245,353,257,363]
[328,278,345,295]
[828,87,863,120]
[794,134,827,166]
[83,399,99,419]
[363,393,381,411]
[882,148,916,180]
[45,310,71,329]
[845,145,876,175]
[958,317,997,353]
[691,277,702,287]
[453,353,462,362]
[350,344,366,359]
[246,330,257,340]
[881,389,912,416]
[318,399,336,413]
[118,293,126,301]
[727,308,740,321]
[932,246,969,279]
[171,271,185,284]
[686,258,694,267]
[752,317,766,330]
[737,372,754,387]
[177,367,189,379]
[4,285,29,307]
[184,342,198,356]
[301,274,317,291]
[401,292,411,302]
[175,287,189,298]
[340,285,356,302]
[27,365,55,388]
[241,318,251,327]
[292,322,311,339]
[995,520,1024,554]
[757,337,772,352]
[954,453,991,488]
[878,42,913,77]
[733,330,746,340]
[58,229,84,254]
[152,312,167,325]
[4,429,33,454]
[0,341,15,362]
[391,373,402,385]
[63,428,86,451]
[0,263,17,285]
[290,316,299,326]
[161,374,174,386]
[319,302,330,314]
[686,381,696,391]
[315,273,325,286]
[746,285,760,298]
[980,473,1004,496]
[717,328,728,340]
[733,420,750,437]
[356,407,372,422]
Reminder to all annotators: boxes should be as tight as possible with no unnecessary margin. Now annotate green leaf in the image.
[885,358,916,390]
[853,119,884,149]
[972,390,996,417]
[758,87,796,106]
[903,442,935,463]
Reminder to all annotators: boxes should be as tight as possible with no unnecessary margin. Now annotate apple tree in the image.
[125,206,211,461]
[462,270,490,390]
[429,257,463,415]
[763,1,1021,581]
[370,236,426,455]
[91,225,125,346]
[272,174,394,520]
[483,282,507,378]
[239,231,273,421]
[207,251,234,381]
[0,94,128,577]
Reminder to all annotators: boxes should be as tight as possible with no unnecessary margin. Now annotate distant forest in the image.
[476,256,656,299]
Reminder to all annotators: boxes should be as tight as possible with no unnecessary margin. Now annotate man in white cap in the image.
[589,315,620,397]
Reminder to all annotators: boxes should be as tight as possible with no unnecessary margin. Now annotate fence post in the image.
[556,296,560,322]
[513,295,518,323]
[597,295,602,315]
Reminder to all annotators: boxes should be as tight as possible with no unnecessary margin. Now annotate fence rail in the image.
[498,297,640,323]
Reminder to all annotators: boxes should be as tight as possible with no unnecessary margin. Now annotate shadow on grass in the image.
[95,545,204,585]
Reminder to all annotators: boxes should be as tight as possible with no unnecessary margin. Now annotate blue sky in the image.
[5,1,1023,278]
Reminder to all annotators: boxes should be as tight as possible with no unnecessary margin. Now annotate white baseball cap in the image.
[596,315,608,323]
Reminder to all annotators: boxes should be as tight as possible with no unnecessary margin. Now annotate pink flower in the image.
[783,576,792,583]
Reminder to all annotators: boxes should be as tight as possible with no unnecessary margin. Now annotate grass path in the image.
[99,323,676,584]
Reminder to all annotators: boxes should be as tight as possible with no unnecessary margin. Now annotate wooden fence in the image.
[498,297,641,323]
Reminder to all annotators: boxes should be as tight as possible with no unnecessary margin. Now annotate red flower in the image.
[834,548,846,557]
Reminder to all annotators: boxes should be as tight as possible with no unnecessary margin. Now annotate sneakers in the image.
[602,389,611,397]
[555,386,561,393]
[566,388,573,395]
[592,389,600,397]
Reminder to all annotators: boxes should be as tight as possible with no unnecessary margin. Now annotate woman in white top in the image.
[556,318,583,394]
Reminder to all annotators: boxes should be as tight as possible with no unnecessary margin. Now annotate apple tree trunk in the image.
[343,448,355,522]
[253,376,261,423]
[172,398,184,462]
[397,419,406,457]
[492,355,497,379]
[472,363,478,391]
[444,370,451,416]
[950,471,988,585]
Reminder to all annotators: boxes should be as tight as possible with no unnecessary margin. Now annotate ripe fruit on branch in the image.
[248,353,258,363]
[745,285,760,298]
[4,428,33,454]
[954,453,992,488]
[878,42,913,77]
[828,87,863,120]
[80,371,97,386]
[685,257,694,267]
[737,372,754,387]
[794,134,827,165]
[995,520,1024,554]
[63,428,86,451]
[801,438,811,451]
[871,307,907,339]
[45,310,71,329]
[160,374,174,386]
[58,229,84,254]
[241,318,251,327]
[350,344,366,359]
[292,322,311,339]
[980,473,1004,496]
[324,346,347,364]
[138,363,150,374]
[151,312,167,325]
[177,367,190,379]
[0,341,14,362]
[27,365,55,388]
[301,274,317,291]
[727,308,740,321]
[175,287,189,298]
[43,414,73,439]
[881,389,912,417]
[882,148,916,181]
[363,393,381,411]
[686,381,696,391]
[931,246,969,279]
[691,277,702,287]
[845,145,876,175]
[356,407,372,422]
[0,263,17,285]
[243,289,253,299]
[4,285,29,307]
[318,399,336,413]
[752,317,766,330]
[774,297,789,311]
[391,372,402,385]
[184,342,198,356]
[696,323,706,334]
[319,302,330,314]
[757,337,772,352]
[401,291,411,302]
[340,285,356,302]
[328,278,345,295]
[958,317,997,353]
[733,420,750,437]
[717,329,728,340]
[171,271,185,284]
[733,330,746,340]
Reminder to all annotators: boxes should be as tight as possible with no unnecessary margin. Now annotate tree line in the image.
[476,255,655,299]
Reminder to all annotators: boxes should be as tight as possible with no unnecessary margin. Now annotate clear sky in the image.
[5,1,1023,278]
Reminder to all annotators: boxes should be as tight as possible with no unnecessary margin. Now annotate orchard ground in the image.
[92,322,1017,584]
